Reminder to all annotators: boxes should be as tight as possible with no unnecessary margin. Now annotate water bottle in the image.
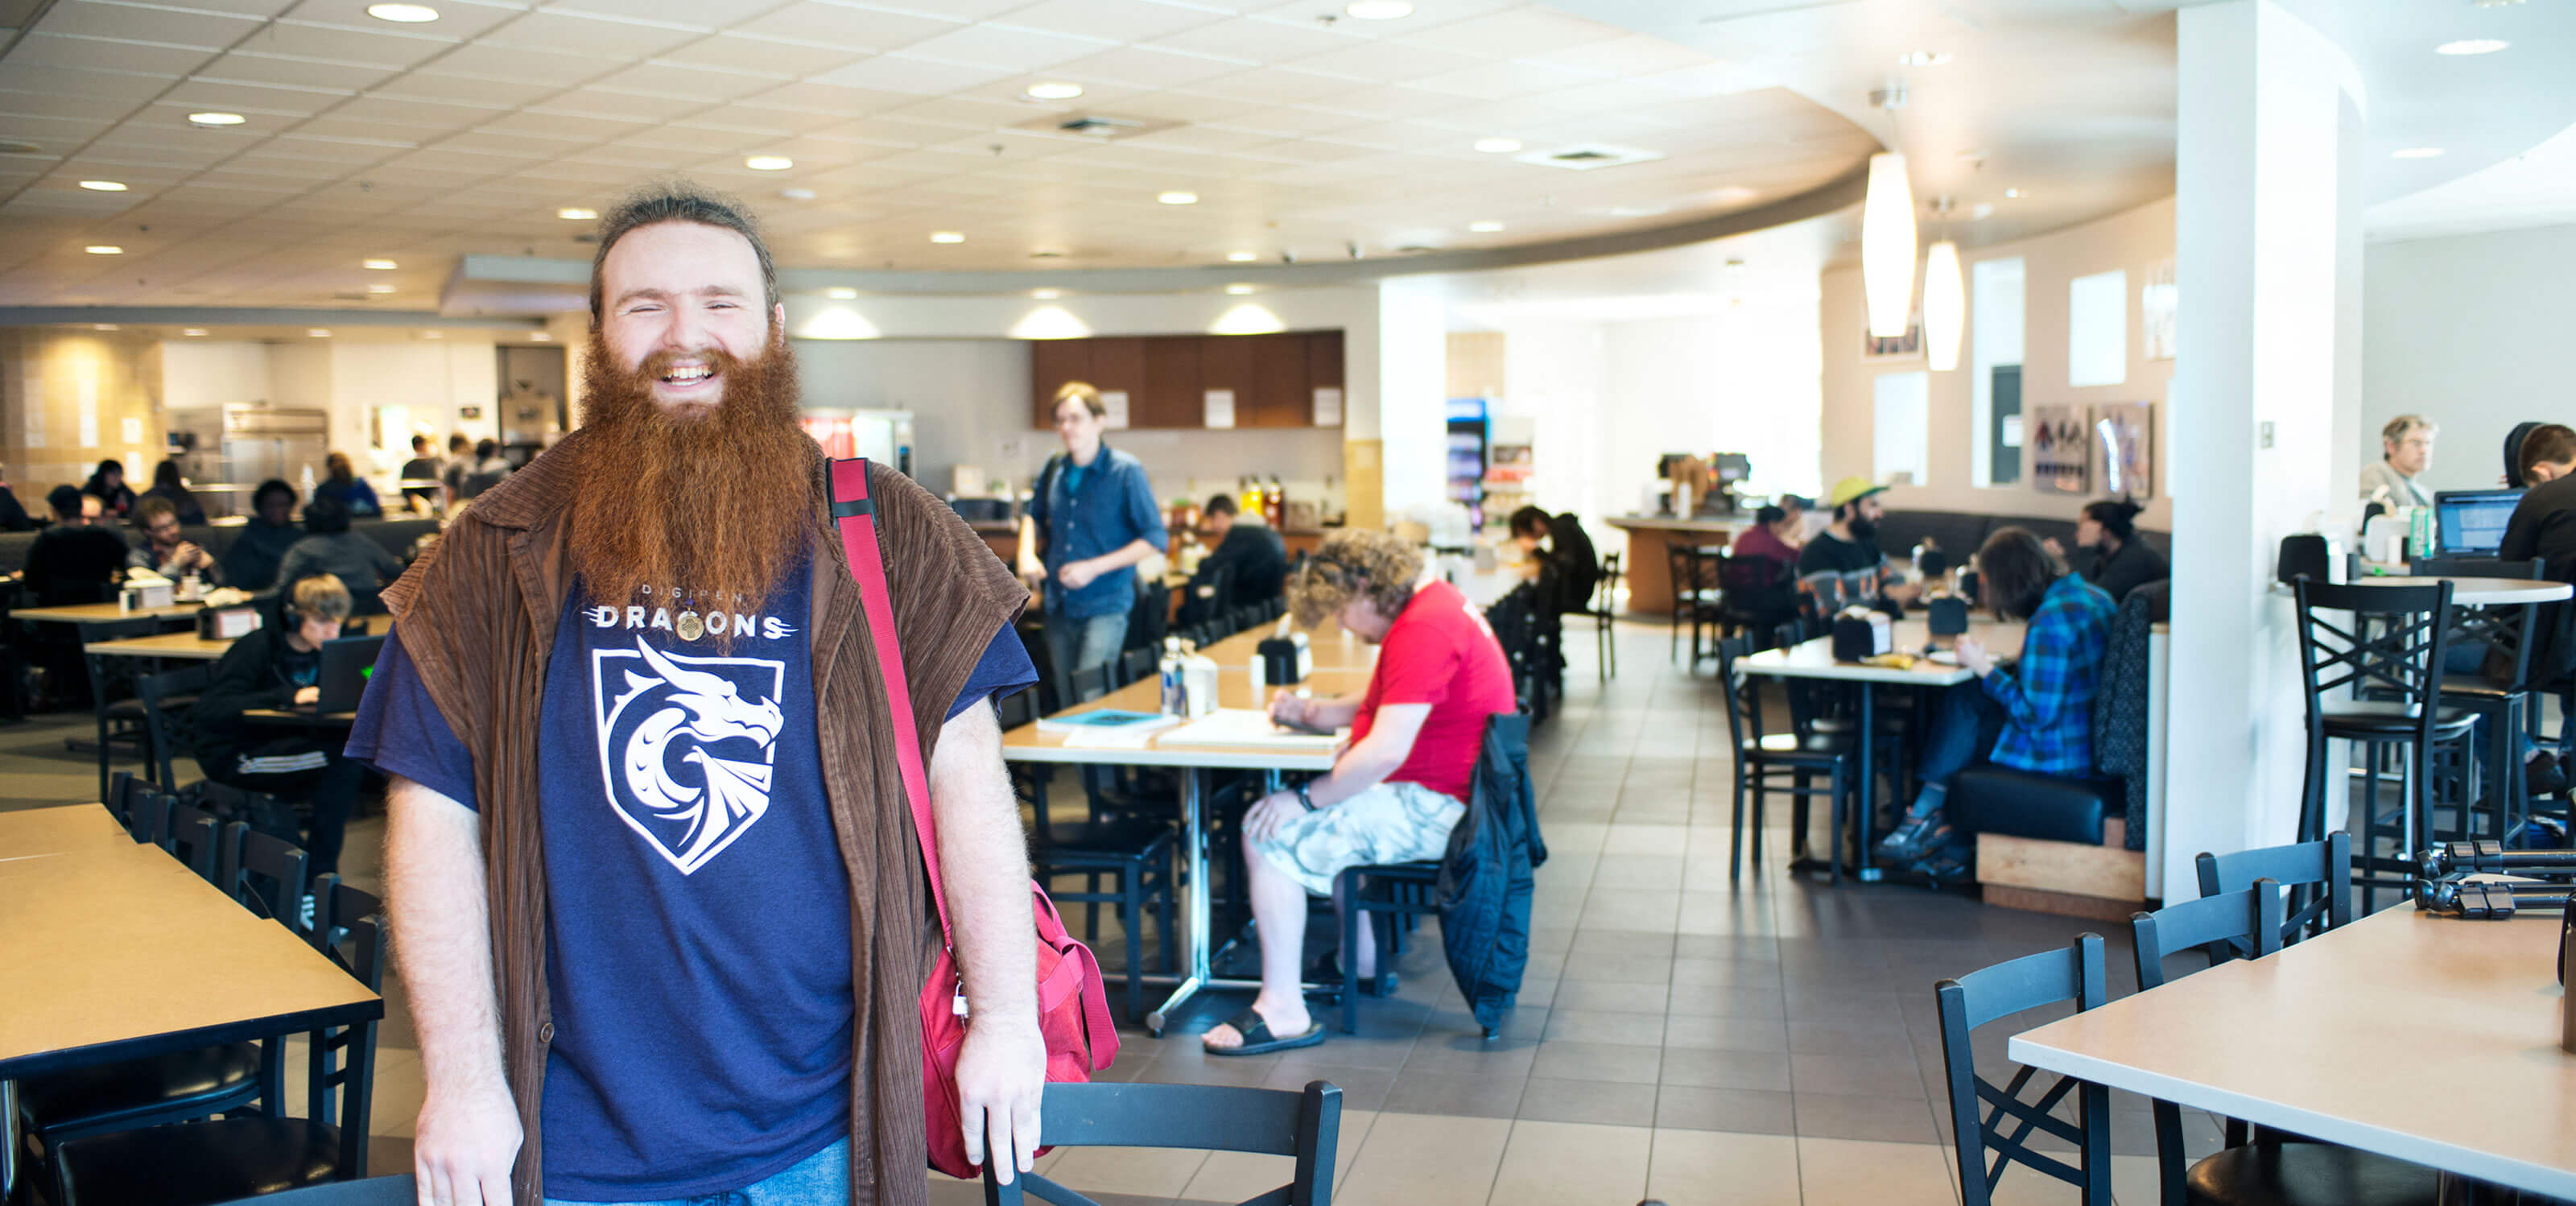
[1158,638,1185,716]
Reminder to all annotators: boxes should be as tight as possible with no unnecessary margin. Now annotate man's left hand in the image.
[953,1015,1046,1183]
[1057,559,1100,591]
[1245,789,1304,841]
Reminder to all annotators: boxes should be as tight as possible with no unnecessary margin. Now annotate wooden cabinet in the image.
[1028,330,1345,430]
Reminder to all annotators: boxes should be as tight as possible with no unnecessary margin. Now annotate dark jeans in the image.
[1905,680,2010,825]
[207,734,363,874]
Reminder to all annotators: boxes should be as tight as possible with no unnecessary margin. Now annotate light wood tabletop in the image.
[1735,618,2025,685]
[0,800,142,861]
[15,601,206,626]
[0,805,382,1076]
[2358,576,2574,606]
[2009,906,2576,1199]
[84,630,235,661]
[1001,622,1373,770]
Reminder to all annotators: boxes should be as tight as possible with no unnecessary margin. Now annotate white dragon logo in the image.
[593,640,786,875]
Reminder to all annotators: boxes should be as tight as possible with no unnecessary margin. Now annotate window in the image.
[1873,370,1929,487]
[1971,258,2025,486]
[2068,268,2128,387]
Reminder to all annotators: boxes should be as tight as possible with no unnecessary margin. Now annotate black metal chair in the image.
[1117,646,1156,689]
[1005,689,1178,1022]
[2290,579,2475,913]
[1934,934,2113,1206]
[980,1081,1342,1206]
[203,1178,415,1206]
[1666,542,1722,666]
[53,878,386,1206]
[136,663,209,791]
[105,771,163,841]
[2416,557,2546,845]
[163,799,222,882]
[2194,834,2352,947]
[1565,550,1622,681]
[1715,636,1856,883]
[222,820,317,945]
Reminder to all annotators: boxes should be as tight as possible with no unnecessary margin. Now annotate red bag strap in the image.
[826,457,952,948]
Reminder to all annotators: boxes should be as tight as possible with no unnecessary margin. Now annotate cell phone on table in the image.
[1274,717,1334,736]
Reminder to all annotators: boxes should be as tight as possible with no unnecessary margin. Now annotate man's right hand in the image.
[293,685,320,705]
[1267,689,1311,729]
[415,1077,522,1206]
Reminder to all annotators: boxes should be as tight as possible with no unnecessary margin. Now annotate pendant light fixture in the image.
[1922,194,1963,371]
[1860,88,1917,340]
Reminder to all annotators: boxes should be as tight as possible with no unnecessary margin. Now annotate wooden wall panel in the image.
[1138,337,1202,428]
[1026,331,1344,429]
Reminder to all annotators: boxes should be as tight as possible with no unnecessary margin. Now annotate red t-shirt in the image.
[1352,580,1518,802]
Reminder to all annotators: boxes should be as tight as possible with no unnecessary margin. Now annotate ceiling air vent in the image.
[1516,143,1665,171]
[0,139,42,155]
[1012,112,1179,142]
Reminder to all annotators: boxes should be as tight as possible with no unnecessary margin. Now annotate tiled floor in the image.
[4,618,2228,1204]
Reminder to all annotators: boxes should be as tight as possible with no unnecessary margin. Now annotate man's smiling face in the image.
[597,221,782,414]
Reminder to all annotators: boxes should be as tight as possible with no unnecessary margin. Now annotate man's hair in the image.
[1506,505,1551,539]
[1289,529,1422,628]
[153,458,185,489]
[2082,498,2143,543]
[324,451,353,482]
[1053,380,1106,419]
[135,497,178,527]
[252,478,297,512]
[1976,526,2066,622]
[2383,414,2436,446]
[587,180,779,326]
[449,433,470,452]
[46,484,80,520]
[2520,423,2576,477]
[1755,504,1787,527]
[290,572,353,622]
[412,434,431,452]
[1203,494,1238,518]
[303,494,352,535]
[476,438,498,460]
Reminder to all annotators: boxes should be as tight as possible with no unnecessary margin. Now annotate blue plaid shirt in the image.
[1984,574,2117,776]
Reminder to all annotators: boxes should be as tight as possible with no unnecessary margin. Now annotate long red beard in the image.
[570,329,819,638]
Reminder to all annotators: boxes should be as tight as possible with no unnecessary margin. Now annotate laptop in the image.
[2434,489,2522,556]
[303,634,386,713]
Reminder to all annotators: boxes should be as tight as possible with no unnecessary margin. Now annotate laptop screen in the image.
[2436,489,2522,556]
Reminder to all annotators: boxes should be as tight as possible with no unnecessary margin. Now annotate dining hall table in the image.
[1001,620,1375,1035]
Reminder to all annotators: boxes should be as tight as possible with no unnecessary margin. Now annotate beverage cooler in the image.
[163,405,330,519]
[799,409,914,478]
[1445,397,1488,531]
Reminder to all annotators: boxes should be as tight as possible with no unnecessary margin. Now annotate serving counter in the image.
[1603,514,1750,615]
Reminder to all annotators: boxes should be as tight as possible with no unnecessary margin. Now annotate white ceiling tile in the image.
[589,61,787,103]
[679,105,832,135]
[1179,66,1356,105]
[196,51,397,93]
[612,124,763,154]
[807,55,1014,96]
[894,23,1115,72]
[998,0,1228,43]
[415,41,615,85]
[0,114,118,146]
[722,2,960,53]
[216,155,356,180]
[1390,7,1625,59]
[660,33,867,78]
[39,1,265,49]
[540,88,713,122]
[430,129,594,156]
[1517,35,1712,76]
[320,93,512,130]
[1410,60,1601,101]
[1201,105,1370,138]
[1050,45,1245,89]
[515,158,661,184]
[5,64,179,102]
[371,72,560,105]
[264,132,423,160]
[8,32,219,76]
[287,0,532,38]
[1298,85,1471,122]
[869,94,1037,130]
[477,10,700,60]
[159,77,345,115]
[539,0,725,31]
[1246,0,1518,29]
[735,80,919,117]
[236,21,459,68]
[1113,124,1283,155]
[1143,15,1353,65]
[1059,89,1260,125]
[1279,39,1487,84]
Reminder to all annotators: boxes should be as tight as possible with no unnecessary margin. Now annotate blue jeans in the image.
[543,1138,848,1206]
[1043,609,1129,707]
[1897,682,2011,858]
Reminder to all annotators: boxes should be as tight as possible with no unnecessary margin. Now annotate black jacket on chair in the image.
[1436,712,1547,1032]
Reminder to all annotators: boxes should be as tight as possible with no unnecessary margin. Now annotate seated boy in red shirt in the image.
[1202,529,1517,1055]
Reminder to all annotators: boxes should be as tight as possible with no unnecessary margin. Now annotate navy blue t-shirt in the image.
[345,559,1034,1200]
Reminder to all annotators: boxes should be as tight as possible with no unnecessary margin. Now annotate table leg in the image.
[1855,684,1883,882]
[90,650,112,804]
[1145,766,1209,1037]
[2,1078,18,1199]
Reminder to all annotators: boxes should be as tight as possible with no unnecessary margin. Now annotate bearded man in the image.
[346,184,1048,1206]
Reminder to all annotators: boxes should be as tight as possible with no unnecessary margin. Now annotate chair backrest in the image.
[1071,664,1113,704]
[107,770,157,840]
[164,799,221,881]
[2131,882,2284,992]
[1934,935,2112,1206]
[137,663,211,788]
[307,875,386,1169]
[1595,551,1623,605]
[2194,836,2351,944]
[219,820,312,939]
[205,1176,416,1206]
[996,687,1038,732]
[1712,636,1765,750]
[1664,541,1707,597]
[1117,646,1156,689]
[981,1081,1342,1206]
[2289,578,2454,729]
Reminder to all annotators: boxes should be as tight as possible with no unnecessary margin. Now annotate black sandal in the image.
[1203,1006,1325,1057]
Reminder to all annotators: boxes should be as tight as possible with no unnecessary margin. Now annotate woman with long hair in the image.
[80,457,135,518]
[311,450,382,517]
[140,458,207,525]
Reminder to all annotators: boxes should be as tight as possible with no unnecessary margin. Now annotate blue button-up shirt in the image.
[1984,573,2117,776]
[1027,444,1167,620]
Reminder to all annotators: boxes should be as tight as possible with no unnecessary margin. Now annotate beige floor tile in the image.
[1041,1142,1211,1197]
[1487,1120,1653,1206]
[1602,824,1691,855]
[1797,1136,1959,1206]
[1336,1113,1513,1206]
[2111,1154,2161,1206]
[1180,1109,1375,1200]
[1643,1130,1802,1206]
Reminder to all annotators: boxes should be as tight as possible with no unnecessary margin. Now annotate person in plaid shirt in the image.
[1879,527,2116,879]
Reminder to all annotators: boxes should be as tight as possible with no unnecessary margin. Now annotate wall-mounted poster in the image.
[2142,258,2178,361]
[2028,403,2090,494]
[1863,305,1923,360]
[2092,402,2154,499]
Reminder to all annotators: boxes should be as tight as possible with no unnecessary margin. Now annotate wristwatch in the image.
[1295,783,1316,812]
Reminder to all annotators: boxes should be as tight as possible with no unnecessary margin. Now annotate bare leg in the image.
[1332,873,1377,979]
[1204,831,1315,1049]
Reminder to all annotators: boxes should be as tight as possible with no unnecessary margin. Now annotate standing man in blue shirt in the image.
[1022,382,1167,704]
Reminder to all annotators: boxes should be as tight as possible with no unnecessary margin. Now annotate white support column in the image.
[1376,276,1449,523]
[2162,0,2368,898]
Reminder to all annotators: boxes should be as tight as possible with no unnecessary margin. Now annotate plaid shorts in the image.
[1249,780,1466,897]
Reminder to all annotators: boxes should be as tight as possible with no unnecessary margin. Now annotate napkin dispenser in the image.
[1258,632,1310,684]
[119,579,174,613]
[1927,595,1970,638]
[199,606,261,640]
[1830,608,1891,662]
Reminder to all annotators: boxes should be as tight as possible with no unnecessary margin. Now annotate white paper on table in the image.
[1158,708,1341,750]
[1203,389,1236,428]
[1100,390,1130,429]
[1313,387,1343,425]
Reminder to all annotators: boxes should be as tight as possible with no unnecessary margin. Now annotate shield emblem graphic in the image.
[592,639,786,875]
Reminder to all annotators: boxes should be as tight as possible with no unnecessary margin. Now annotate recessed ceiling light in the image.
[366,2,439,21]
[85,245,122,254]
[2436,39,2509,55]
[558,207,596,220]
[779,188,815,200]
[1897,51,1950,66]
[826,287,858,299]
[1708,185,1759,204]
[188,112,245,126]
[1345,1,1412,18]
[2392,147,2446,159]
[183,328,207,337]
[745,155,794,171]
[1158,191,1198,204]
[931,231,964,243]
[1607,204,1666,217]
[93,324,118,331]
[2003,188,2026,199]
[530,332,551,341]
[367,283,397,294]
[363,258,396,270]
[308,328,332,338]
[78,180,126,192]
[1227,250,1258,262]
[1971,203,1995,220]
[1026,82,1084,101]
[1468,221,1504,233]
[1033,288,1062,299]
[1474,138,1522,154]
[1224,283,1254,295]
